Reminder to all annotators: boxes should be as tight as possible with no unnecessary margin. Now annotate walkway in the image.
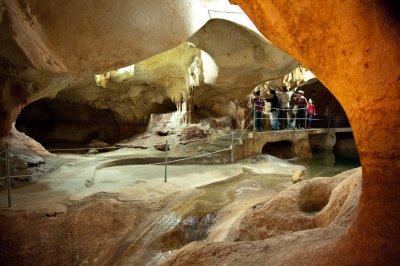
[204,127,353,161]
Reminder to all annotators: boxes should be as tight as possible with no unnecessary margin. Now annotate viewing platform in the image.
[227,127,353,161]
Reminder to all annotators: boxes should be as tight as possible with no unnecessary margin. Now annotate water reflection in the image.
[295,149,360,178]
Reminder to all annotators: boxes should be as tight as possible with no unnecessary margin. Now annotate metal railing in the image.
[252,105,349,130]
[1,108,345,207]
[1,146,12,207]
[0,125,249,207]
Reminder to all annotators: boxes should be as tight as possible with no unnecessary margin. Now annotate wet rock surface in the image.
[161,168,361,265]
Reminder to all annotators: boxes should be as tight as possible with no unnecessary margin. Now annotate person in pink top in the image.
[306,98,316,128]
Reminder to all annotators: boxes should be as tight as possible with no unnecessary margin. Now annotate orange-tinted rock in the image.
[229,0,400,264]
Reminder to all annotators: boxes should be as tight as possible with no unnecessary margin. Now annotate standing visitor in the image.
[252,90,265,131]
[266,89,280,130]
[289,92,298,129]
[295,90,308,129]
[277,86,290,129]
[306,98,316,128]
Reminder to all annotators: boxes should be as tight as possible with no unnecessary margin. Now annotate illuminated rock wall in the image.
[230,0,400,264]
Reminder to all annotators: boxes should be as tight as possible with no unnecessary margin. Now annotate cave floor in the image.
[0,147,304,209]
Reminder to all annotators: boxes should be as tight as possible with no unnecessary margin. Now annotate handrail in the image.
[152,148,231,165]
[0,107,348,208]
[233,119,254,148]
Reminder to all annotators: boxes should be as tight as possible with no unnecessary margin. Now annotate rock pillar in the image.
[230,0,400,263]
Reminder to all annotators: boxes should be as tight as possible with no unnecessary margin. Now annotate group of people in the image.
[252,86,316,131]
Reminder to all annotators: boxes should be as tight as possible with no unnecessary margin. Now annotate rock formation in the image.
[161,169,362,265]
[0,1,297,149]
[0,0,398,264]
[227,0,400,264]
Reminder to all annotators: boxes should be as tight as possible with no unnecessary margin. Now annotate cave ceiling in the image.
[0,0,298,143]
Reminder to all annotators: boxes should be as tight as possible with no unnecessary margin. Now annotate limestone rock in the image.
[0,0,210,75]
[88,140,110,148]
[0,195,141,266]
[237,176,345,241]
[189,19,298,89]
[161,169,362,266]
[229,0,400,262]
[292,169,305,183]
[154,143,169,152]
[86,149,99,155]
[315,168,361,227]
[161,227,347,266]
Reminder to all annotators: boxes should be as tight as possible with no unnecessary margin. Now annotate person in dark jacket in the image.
[294,90,308,129]
[252,90,265,131]
[266,89,280,130]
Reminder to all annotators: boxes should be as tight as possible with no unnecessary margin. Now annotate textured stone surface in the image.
[292,169,304,183]
[0,0,397,264]
[160,169,361,266]
[0,0,209,75]
[230,0,400,264]
[315,169,361,227]
[189,19,298,89]
[0,195,142,265]
[237,175,345,241]
[161,227,346,266]
[1,12,297,147]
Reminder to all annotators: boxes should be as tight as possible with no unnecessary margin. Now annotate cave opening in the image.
[334,131,359,158]
[16,98,121,149]
[15,97,179,149]
[261,141,294,159]
[295,80,350,128]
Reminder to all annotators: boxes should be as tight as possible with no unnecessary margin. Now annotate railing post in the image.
[5,144,12,208]
[304,108,307,130]
[230,131,234,164]
[164,140,168,182]
[328,114,331,128]
[253,104,256,132]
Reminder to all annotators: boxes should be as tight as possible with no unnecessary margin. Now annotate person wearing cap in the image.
[294,90,308,129]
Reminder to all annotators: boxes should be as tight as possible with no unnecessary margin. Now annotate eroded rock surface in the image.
[230,0,400,263]
[161,168,362,265]
[0,1,299,155]
[0,190,187,266]
[237,169,359,241]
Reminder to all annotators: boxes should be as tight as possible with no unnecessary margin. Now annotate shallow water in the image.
[295,150,361,178]
[117,170,290,266]
[117,151,360,265]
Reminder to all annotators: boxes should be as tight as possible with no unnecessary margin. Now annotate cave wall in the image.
[297,80,349,128]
